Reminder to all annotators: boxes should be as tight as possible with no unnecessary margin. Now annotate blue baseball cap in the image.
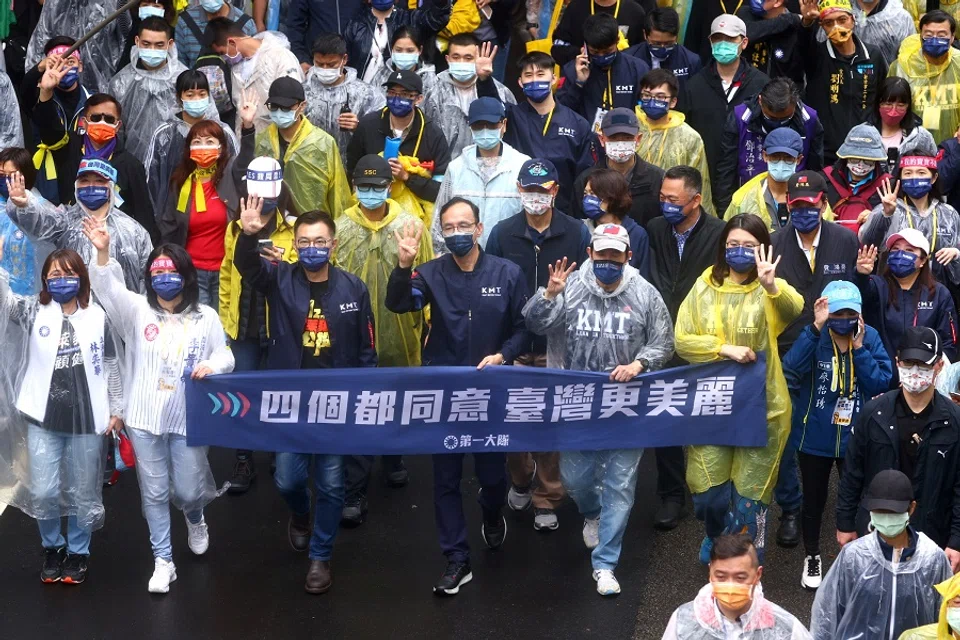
[822,280,861,314]
[468,97,506,125]
[763,127,803,158]
[77,158,118,182]
[518,159,558,189]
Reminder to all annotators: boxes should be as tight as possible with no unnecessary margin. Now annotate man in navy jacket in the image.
[386,196,529,596]
[282,0,366,68]
[234,204,377,596]
[624,6,701,91]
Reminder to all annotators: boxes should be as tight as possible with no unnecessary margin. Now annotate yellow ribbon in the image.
[32,132,70,181]
[176,165,217,214]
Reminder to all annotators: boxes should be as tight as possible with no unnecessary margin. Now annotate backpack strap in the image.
[180,11,205,44]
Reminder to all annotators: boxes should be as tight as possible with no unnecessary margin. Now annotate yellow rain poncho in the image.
[675,267,803,503]
[634,109,716,216]
[898,573,960,640]
[335,200,433,367]
[254,119,355,218]
[889,34,960,145]
[725,172,836,231]
[904,0,960,31]
[387,154,437,228]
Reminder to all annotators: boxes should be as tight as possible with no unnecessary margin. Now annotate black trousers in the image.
[655,446,687,504]
[344,455,404,499]
[798,451,844,556]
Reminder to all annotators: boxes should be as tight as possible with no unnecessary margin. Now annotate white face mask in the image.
[847,159,875,179]
[899,364,936,394]
[605,141,636,164]
[519,191,554,216]
[314,66,343,85]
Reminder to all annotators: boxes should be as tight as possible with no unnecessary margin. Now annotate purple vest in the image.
[734,103,817,186]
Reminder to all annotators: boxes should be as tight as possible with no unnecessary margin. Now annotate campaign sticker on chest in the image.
[855,63,875,76]
[592,108,609,135]
[832,397,855,426]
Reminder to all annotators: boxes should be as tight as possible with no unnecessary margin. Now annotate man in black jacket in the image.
[550,0,655,67]
[769,169,857,548]
[346,70,450,205]
[837,327,960,571]
[647,165,725,529]
[624,7,702,91]
[736,0,805,85]
[678,13,770,214]
[486,159,589,533]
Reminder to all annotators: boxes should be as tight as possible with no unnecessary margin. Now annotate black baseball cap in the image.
[383,69,423,94]
[266,77,305,108]
[862,469,914,513]
[787,170,828,205]
[600,108,639,136]
[353,155,392,187]
[898,326,942,365]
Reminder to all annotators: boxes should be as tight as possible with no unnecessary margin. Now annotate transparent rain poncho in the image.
[811,531,952,640]
[108,48,189,166]
[303,66,386,167]
[0,68,23,150]
[635,110,715,215]
[25,0,133,93]
[662,584,812,640]
[890,35,960,145]
[335,200,432,367]
[675,267,803,504]
[5,192,153,292]
[523,259,675,373]
[423,71,517,160]
[0,268,123,531]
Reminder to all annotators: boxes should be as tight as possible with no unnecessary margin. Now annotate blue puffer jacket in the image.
[783,324,892,459]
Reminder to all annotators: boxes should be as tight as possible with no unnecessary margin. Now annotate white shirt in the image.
[362,21,389,83]
[716,602,745,640]
[796,226,821,267]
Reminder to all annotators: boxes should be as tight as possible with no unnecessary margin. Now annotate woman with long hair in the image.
[83,220,234,595]
[158,119,238,307]
[865,76,924,174]
[0,248,121,585]
[675,213,803,565]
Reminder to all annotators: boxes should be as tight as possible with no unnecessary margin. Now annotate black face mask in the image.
[763,114,792,132]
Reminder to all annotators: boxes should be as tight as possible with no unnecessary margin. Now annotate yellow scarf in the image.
[32,131,70,180]
[176,165,217,213]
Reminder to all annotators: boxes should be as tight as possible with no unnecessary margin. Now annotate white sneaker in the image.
[148,557,177,594]
[592,569,621,596]
[186,515,209,555]
[582,517,600,550]
[801,555,822,590]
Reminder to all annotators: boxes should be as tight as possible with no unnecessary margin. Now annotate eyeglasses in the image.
[296,239,331,248]
[87,113,118,125]
[386,90,419,100]
[725,241,759,250]
[640,91,672,101]
[879,102,909,113]
[441,223,477,236]
[266,103,298,112]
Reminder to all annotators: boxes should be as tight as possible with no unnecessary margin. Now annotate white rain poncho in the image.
[0,69,23,150]
[423,71,516,159]
[5,192,153,292]
[523,259,675,373]
[662,584,812,640]
[109,48,188,166]
[811,531,952,640]
[143,113,240,220]
[0,268,122,531]
[25,0,133,94]
[229,31,304,133]
[814,0,917,65]
[303,66,386,167]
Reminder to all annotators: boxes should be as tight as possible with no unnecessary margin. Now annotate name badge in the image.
[832,397,855,426]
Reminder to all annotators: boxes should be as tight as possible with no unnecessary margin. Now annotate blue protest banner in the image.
[185,357,768,455]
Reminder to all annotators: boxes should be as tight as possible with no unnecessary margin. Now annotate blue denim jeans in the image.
[197,269,220,309]
[560,448,643,571]
[129,429,209,561]
[28,425,102,555]
[773,439,803,514]
[274,452,344,561]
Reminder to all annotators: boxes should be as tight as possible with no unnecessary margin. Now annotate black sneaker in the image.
[228,457,257,495]
[386,459,409,488]
[481,513,507,550]
[62,554,88,584]
[41,547,65,583]
[341,494,368,527]
[433,561,472,596]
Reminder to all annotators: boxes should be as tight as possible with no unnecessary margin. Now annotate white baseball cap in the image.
[245,156,283,198]
[591,223,630,252]
[710,14,746,38]
[886,228,931,255]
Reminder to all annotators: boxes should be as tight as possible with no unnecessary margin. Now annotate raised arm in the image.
[6,173,68,245]
[81,216,142,340]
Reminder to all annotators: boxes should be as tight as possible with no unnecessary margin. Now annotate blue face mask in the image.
[725,246,756,273]
[138,47,167,68]
[357,186,390,210]
[298,246,330,271]
[0,179,10,200]
[372,0,394,10]
[640,98,670,121]
[76,185,111,211]
[763,115,792,132]
[593,260,624,285]
[448,62,477,83]
[767,159,798,183]
[590,51,618,68]
[269,108,298,129]
[386,96,413,117]
[923,36,951,58]
[183,97,210,118]
[648,44,675,60]
[151,273,184,301]
[59,69,79,89]
[522,81,552,103]
[47,276,80,303]
[661,201,686,226]
[138,5,165,20]
[749,0,767,17]
[199,0,224,12]
[790,207,821,234]
[391,51,419,70]
[444,232,476,257]
[472,127,502,150]
[827,316,859,335]
[261,197,279,214]
[887,249,919,278]
[902,177,933,199]
[582,194,605,219]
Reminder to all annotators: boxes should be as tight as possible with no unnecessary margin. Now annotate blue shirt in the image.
[175,5,257,68]
[0,203,41,295]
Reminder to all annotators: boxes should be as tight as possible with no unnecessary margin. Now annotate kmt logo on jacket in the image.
[340,302,359,313]
[208,391,251,418]
[481,286,502,297]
